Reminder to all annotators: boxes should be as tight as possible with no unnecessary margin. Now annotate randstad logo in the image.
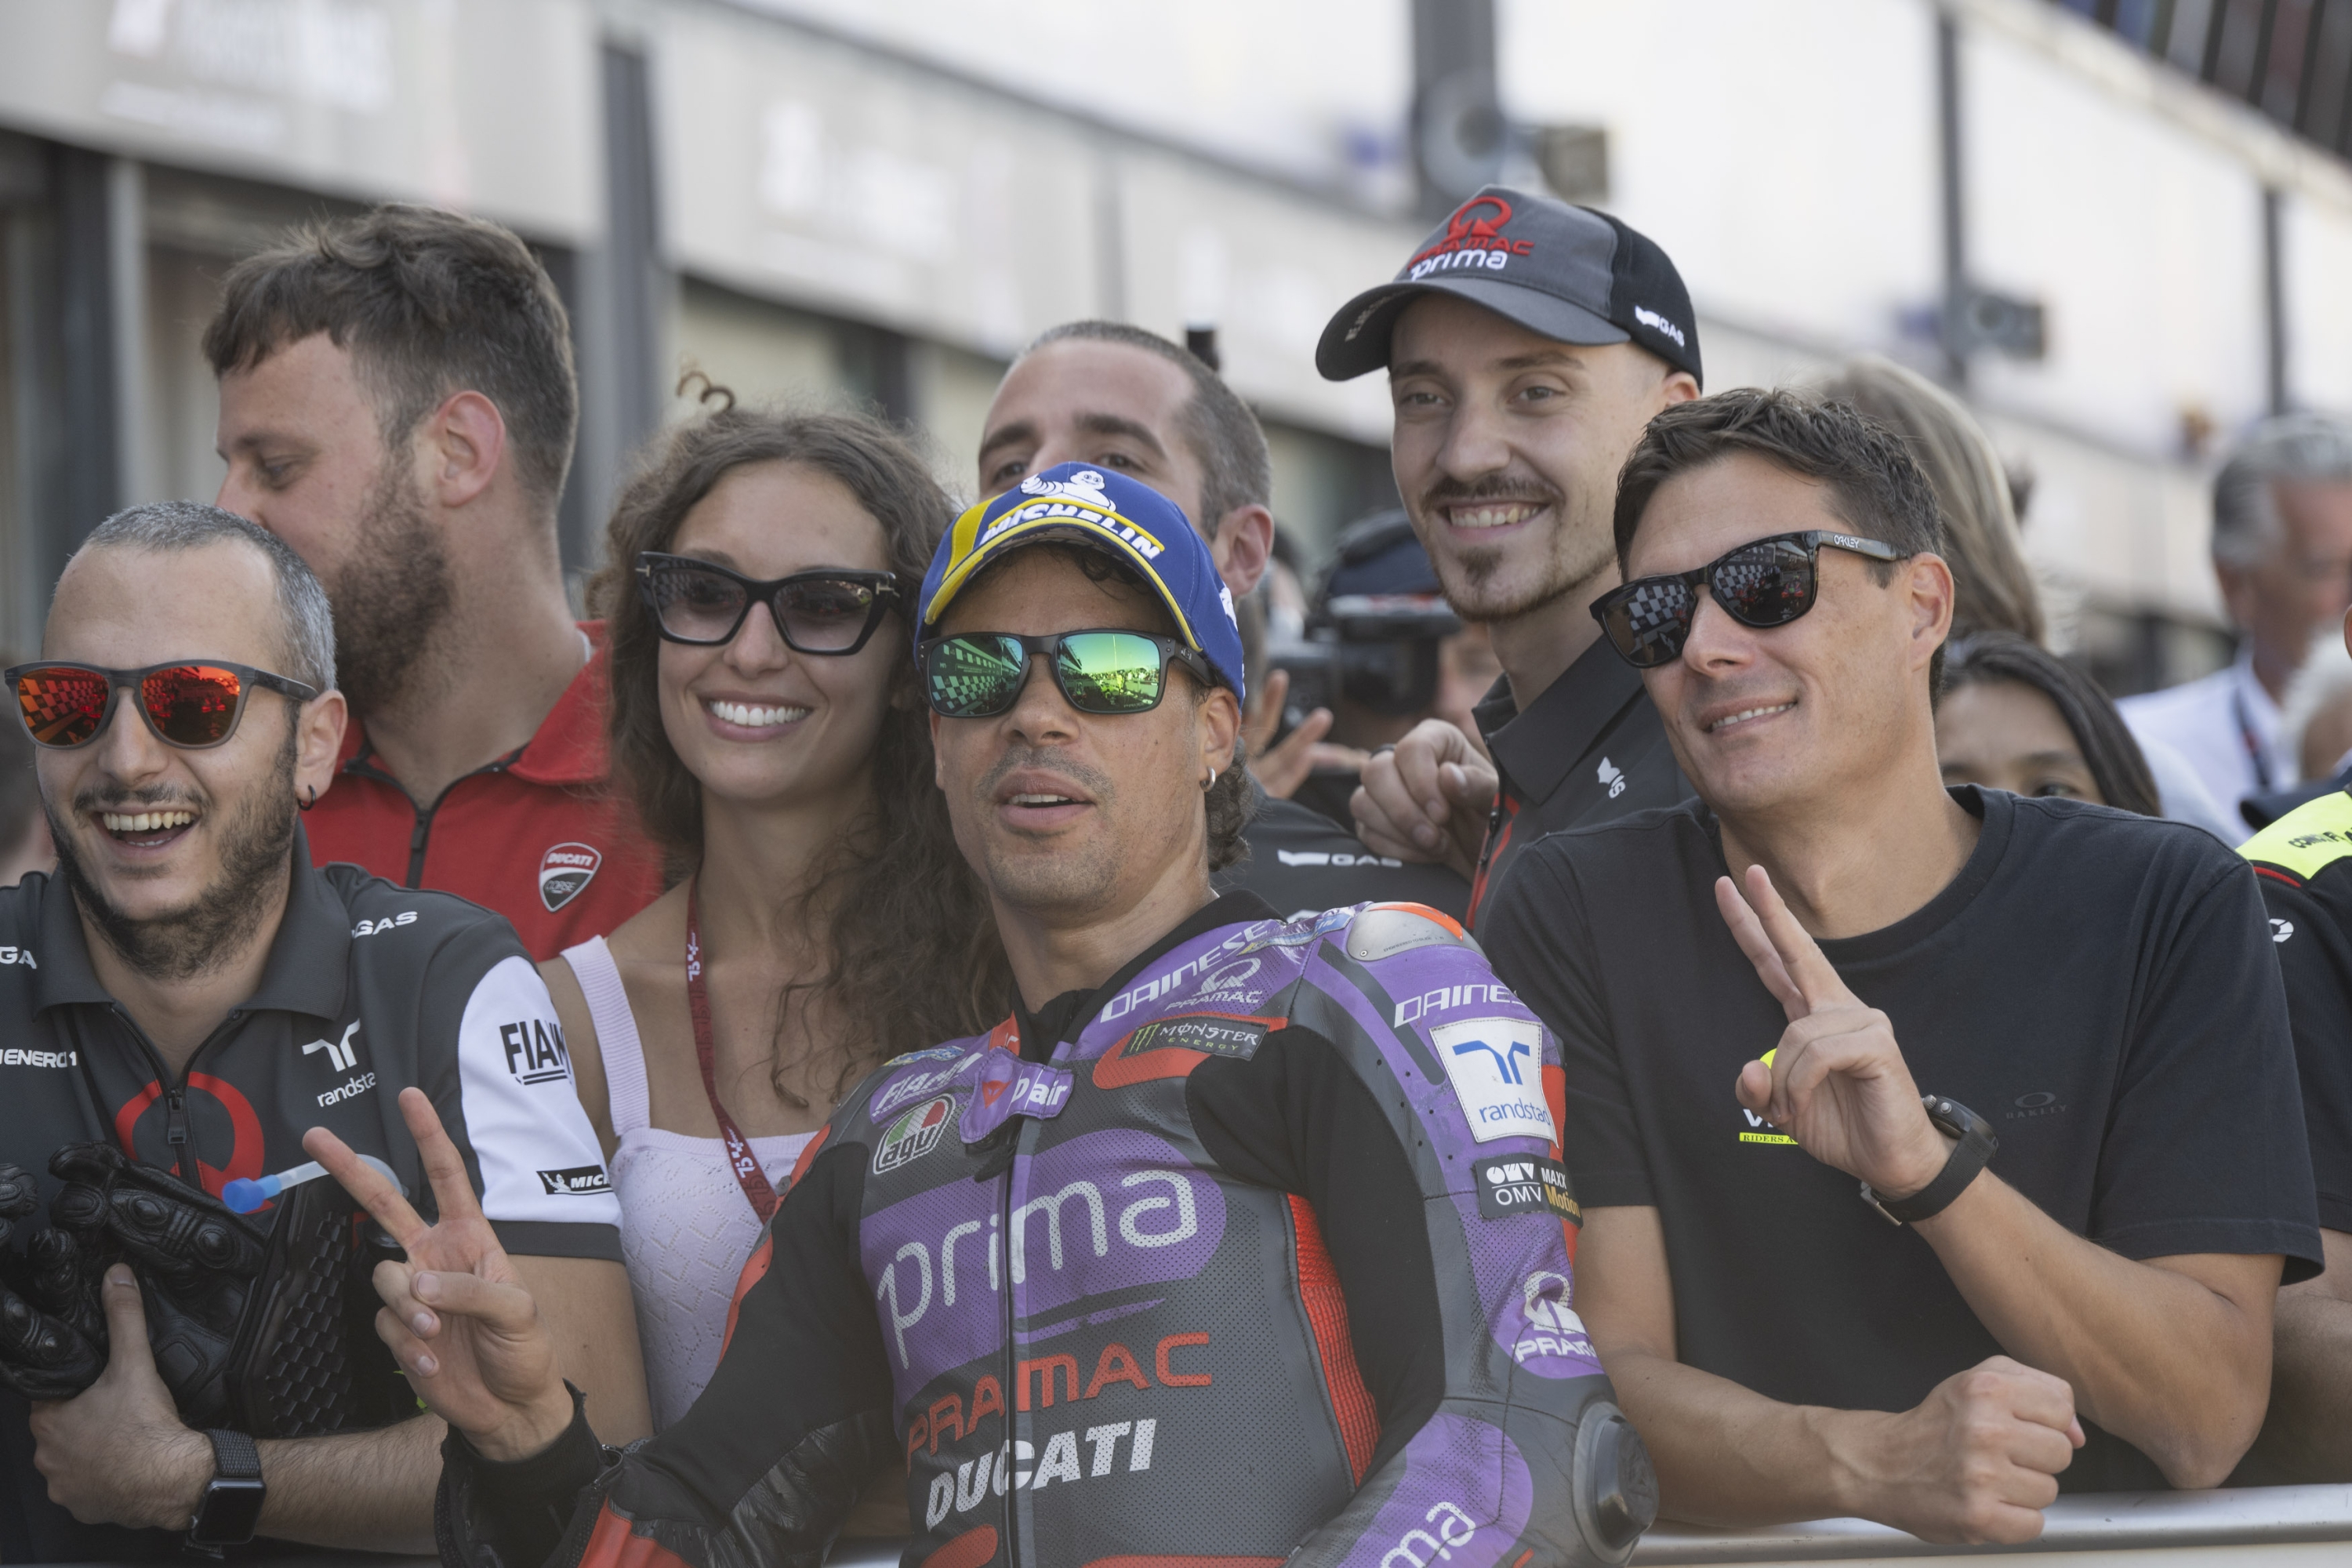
[1633,305,1687,349]
[1407,194,1532,283]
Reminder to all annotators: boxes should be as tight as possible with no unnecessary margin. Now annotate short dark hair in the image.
[1940,633,2159,817]
[203,204,578,513]
[76,500,338,692]
[1022,321,1271,532]
[1615,387,1948,682]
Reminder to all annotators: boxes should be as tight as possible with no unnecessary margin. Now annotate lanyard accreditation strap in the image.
[685,881,780,1221]
[2234,685,2275,793]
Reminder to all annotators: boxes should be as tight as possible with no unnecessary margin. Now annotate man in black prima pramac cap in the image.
[1323,186,1701,925]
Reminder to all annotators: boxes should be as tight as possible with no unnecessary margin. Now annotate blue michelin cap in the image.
[916,463,1247,703]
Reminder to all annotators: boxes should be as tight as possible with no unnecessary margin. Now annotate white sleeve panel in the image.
[451,953,624,1234]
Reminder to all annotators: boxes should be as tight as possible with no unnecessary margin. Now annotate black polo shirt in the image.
[1483,787,2322,1494]
[1465,637,1688,928]
[0,829,619,1563]
[1220,786,1470,921]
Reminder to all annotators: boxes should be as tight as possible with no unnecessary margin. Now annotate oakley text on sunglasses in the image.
[634,553,900,655]
[6,661,320,750]
[1589,530,1908,670]
[920,630,1215,718]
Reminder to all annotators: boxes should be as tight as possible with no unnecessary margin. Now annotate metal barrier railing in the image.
[818,1486,2352,1565]
[1632,1483,2352,1563]
[61,1490,2343,1568]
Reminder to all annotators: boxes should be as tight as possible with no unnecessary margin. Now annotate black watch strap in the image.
[187,1428,267,1550]
[204,1428,262,1481]
[1861,1094,1998,1225]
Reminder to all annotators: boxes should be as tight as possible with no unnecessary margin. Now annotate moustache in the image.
[71,783,205,816]
[978,746,1116,804]
[1417,470,1568,515]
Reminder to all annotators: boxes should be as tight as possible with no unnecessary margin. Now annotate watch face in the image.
[189,1477,268,1546]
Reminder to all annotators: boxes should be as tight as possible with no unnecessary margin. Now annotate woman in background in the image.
[1822,354,2235,837]
[543,395,1005,1430]
[1819,354,2042,644]
[1937,632,2161,815]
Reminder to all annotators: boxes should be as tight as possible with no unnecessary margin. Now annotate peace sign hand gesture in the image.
[1717,865,1954,1201]
[303,1088,577,1462]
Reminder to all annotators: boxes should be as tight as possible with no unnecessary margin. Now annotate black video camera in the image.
[1271,510,1461,737]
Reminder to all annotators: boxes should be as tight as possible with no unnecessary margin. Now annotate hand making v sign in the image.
[1715,862,1956,1204]
[303,1089,579,1465]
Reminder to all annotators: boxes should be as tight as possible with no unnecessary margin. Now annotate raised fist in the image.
[0,1162,109,1400]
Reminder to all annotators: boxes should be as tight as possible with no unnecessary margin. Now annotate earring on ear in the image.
[299,786,317,813]
[1204,767,1218,792]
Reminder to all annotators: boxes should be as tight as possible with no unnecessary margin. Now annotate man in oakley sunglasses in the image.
[0,503,647,1560]
[340,463,1656,1568]
[1316,186,1704,930]
[1481,390,2319,1542]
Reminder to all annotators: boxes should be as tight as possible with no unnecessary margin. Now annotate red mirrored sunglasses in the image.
[4,661,320,751]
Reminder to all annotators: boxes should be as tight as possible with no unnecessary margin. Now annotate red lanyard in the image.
[686,882,780,1221]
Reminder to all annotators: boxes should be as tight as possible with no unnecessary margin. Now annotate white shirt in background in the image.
[2119,653,2291,835]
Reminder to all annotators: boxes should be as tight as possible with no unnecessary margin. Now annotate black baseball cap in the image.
[1316,185,1701,386]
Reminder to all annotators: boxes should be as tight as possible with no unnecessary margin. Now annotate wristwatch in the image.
[186,1428,267,1551]
[1860,1094,1998,1225]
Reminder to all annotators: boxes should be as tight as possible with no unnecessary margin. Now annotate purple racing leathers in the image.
[437,893,1655,1568]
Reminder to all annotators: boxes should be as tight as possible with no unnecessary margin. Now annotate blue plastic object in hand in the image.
[223,1154,403,1214]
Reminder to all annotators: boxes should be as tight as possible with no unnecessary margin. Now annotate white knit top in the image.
[559,937,812,1432]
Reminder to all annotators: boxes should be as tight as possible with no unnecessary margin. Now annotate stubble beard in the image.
[49,720,301,982]
[330,461,456,718]
[966,746,1123,918]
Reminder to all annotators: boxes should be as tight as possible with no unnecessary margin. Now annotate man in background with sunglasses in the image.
[209,204,662,960]
[1482,390,2320,1542]
[1316,187,1702,927]
[975,318,1472,918]
[0,503,648,1559]
[319,463,1655,1568]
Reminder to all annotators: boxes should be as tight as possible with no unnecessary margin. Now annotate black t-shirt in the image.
[1482,786,2322,1494]
[1467,639,1688,929]
[2241,787,2352,1236]
[0,831,619,1563]
[1219,786,1469,921]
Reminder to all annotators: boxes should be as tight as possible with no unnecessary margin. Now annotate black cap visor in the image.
[1316,274,1629,381]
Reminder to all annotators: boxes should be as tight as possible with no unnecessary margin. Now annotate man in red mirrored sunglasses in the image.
[1480,389,2319,1543]
[0,503,648,1560]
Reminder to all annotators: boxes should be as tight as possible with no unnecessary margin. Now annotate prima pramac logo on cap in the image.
[539,842,602,912]
[1407,193,1535,280]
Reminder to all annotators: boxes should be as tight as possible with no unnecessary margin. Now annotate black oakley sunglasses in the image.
[5,660,319,751]
[634,553,900,655]
[1589,530,1909,670]
[920,630,1215,718]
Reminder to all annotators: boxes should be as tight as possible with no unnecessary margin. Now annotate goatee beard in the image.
[331,462,456,717]
[1416,470,1609,622]
[49,722,300,982]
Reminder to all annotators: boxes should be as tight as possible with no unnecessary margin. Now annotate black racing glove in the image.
[0,1162,109,1400]
[47,1142,266,1428]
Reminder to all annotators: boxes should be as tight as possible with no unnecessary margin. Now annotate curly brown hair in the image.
[590,401,1007,1099]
